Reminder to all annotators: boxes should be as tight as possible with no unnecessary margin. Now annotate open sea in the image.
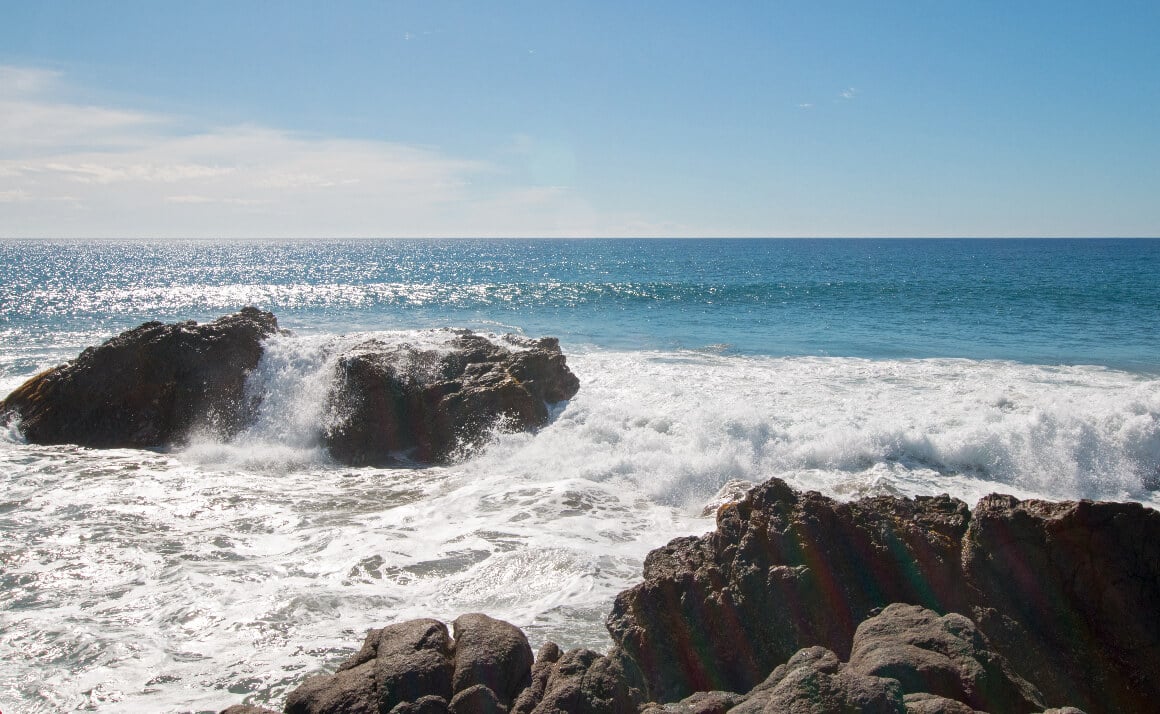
[2,237,1159,712]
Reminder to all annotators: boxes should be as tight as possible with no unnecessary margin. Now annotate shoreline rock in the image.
[0,307,280,448]
[0,311,581,466]
[234,481,1159,714]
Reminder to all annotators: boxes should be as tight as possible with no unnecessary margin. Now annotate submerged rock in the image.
[0,307,280,448]
[323,332,579,465]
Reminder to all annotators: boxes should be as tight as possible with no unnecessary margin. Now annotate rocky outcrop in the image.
[607,479,1160,713]
[218,481,1158,714]
[1,315,581,466]
[323,333,579,465]
[606,480,972,702]
[0,307,280,448]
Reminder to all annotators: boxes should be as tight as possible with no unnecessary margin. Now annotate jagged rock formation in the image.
[608,480,1159,713]
[0,307,280,447]
[323,333,580,466]
[0,313,581,466]
[221,480,1160,713]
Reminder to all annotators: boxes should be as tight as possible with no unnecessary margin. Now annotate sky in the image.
[1,1,1158,238]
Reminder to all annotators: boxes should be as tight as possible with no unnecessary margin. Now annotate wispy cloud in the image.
[839,87,858,100]
[797,103,815,110]
[0,64,659,238]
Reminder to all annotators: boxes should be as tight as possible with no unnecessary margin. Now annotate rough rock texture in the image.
[607,479,1159,714]
[0,307,279,448]
[509,647,645,714]
[848,604,1042,713]
[220,707,280,714]
[324,332,580,466]
[640,690,747,714]
[963,495,1160,714]
[285,615,533,714]
[730,646,905,714]
[606,479,972,702]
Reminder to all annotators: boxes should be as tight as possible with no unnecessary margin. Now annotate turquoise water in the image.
[2,238,1159,712]
[3,238,1158,372]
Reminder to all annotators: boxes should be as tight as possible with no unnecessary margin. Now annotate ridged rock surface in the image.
[323,332,580,466]
[0,307,280,448]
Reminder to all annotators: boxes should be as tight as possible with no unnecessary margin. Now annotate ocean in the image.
[2,238,1158,712]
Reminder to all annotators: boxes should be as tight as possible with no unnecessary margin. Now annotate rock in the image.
[283,617,537,714]
[606,479,972,701]
[219,706,280,714]
[641,690,747,713]
[962,495,1160,714]
[449,684,506,713]
[730,646,906,713]
[0,308,279,448]
[509,647,644,714]
[451,613,534,708]
[847,604,1042,713]
[324,332,579,465]
[901,693,981,713]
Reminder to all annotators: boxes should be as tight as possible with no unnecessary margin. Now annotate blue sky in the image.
[1,1,1158,237]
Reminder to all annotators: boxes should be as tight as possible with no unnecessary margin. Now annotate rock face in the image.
[1,315,580,466]
[606,479,972,702]
[0,307,280,448]
[221,481,1160,714]
[323,333,579,465]
[607,479,1160,714]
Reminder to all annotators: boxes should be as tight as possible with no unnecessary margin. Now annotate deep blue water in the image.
[2,238,1159,373]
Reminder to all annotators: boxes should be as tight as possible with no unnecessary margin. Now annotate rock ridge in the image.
[229,480,1160,714]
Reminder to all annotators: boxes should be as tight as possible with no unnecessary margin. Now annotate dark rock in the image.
[963,496,1160,714]
[0,307,279,448]
[606,479,971,701]
[451,613,534,708]
[390,695,450,714]
[901,692,981,713]
[510,643,562,714]
[285,619,454,714]
[449,684,506,713]
[284,664,379,714]
[219,706,280,714]
[848,604,1042,713]
[641,690,747,713]
[509,647,643,714]
[729,646,906,714]
[324,332,579,466]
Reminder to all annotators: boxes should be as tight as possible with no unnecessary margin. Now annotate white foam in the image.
[2,342,1159,711]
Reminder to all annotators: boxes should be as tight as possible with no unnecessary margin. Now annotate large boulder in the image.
[606,479,972,701]
[962,495,1160,714]
[0,307,279,448]
[323,332,579,465]
[847,604,1042,713]
[607,480,1158,714]
[729,646,906,714]
[284,615,535,714]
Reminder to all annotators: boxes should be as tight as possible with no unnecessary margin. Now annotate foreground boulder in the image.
[323,332,579,465]
[607,480,1160,713]
[218,481,1160,713]
[0,307,279,447]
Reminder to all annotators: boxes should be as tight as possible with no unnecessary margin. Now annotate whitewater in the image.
[1,238,1158,712]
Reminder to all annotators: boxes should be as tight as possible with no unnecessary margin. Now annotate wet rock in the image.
[324,332,579,465]
[0,307,279,448]
[509,647,644,714]
[607,479,971,701]
[451,613,534,708]
[283,616,537,714]
[962,495,1160,714]
[847,604,1042,713]
[730,646,906,714]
